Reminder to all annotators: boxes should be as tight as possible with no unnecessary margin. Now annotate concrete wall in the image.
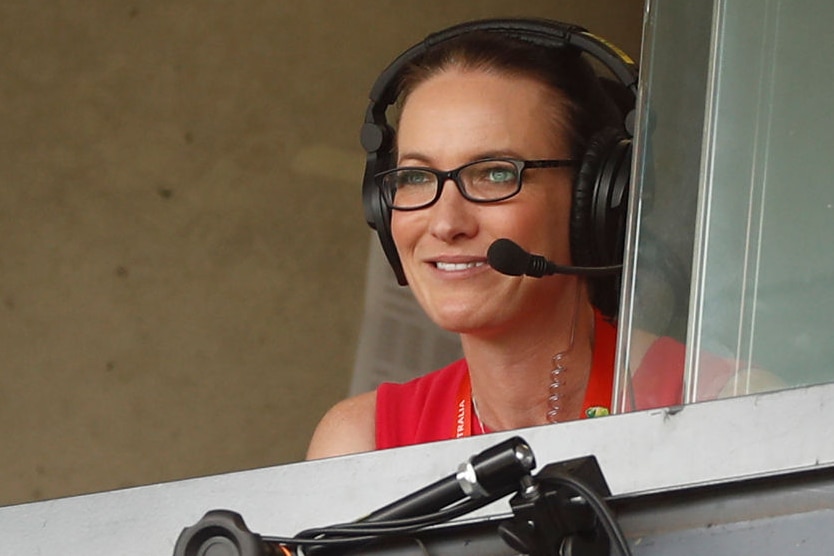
[0,0,644,506]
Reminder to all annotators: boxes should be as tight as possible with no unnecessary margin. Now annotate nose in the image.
[426,177,478,242]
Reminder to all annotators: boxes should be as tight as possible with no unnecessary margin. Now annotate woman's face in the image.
[391,68,578,335]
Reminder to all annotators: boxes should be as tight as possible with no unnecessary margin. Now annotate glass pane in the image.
[694,0,834,398]
[619,0,834,412]
[616,1,714,412]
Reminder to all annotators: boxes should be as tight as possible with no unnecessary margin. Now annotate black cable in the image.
[258,441,629,556]
[260,493,503,552]
[261,533,377,547]
[542,473,633,556]
[260,480,630,556]
[269,479,630,555]
[259,474,630,556]
[292,495,497,540]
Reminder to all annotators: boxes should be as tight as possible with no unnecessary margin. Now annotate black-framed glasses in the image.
[376,157,577,211]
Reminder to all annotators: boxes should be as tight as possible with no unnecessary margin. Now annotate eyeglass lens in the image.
[383,159,521,209]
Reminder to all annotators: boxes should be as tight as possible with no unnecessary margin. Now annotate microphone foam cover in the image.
[487,239,531,276]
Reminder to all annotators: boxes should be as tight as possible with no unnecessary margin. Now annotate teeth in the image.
[435,261,484,271]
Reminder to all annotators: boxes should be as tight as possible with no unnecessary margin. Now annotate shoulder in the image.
[306,390,376,460]
[377,360,469,449]
[379,360,468,399]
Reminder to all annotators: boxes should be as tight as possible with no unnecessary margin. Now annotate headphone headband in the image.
[368,19,637,107]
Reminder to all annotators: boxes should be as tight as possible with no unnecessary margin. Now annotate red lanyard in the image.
[454,371,474,438]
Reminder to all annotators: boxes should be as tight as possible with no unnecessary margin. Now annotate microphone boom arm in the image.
[487,238,622,277]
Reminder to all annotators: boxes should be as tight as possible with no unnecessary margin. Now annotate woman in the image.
[307,24,642,459]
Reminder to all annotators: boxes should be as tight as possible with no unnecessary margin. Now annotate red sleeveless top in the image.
[376,312,623,450]
[373,313,721,450]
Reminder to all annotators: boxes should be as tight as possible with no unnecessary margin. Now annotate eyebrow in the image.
[397,149,529,166]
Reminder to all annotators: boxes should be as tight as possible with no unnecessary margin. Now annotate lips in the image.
[434,261,486,271]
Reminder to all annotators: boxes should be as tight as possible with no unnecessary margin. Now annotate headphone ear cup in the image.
[368,184,408,286]
[361,121,408,285]
[570,127,632,268]
[361,121,395,229]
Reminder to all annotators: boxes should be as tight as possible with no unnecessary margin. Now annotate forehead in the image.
[396,68,570,162]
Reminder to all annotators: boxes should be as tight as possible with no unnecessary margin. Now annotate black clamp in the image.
[499,456,613,556]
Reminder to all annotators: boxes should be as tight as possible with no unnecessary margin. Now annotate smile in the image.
[434,261,485,271]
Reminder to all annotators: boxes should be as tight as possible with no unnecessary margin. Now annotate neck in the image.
[462,283,597,431]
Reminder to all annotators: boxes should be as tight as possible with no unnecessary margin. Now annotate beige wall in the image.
[0,1,644,507]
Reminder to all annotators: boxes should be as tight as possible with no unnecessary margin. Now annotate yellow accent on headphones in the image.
[580,31,636,66]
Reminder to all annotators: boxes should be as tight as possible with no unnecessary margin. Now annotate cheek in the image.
[390,211,419,256]
[517,188,574,257]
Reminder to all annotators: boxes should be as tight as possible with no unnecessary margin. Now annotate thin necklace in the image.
[546,280,582,424]
[469,280,586,431]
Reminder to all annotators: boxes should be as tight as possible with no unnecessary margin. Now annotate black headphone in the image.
[360,18,638,287]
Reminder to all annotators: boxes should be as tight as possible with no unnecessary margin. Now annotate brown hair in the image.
[396,31,625,161]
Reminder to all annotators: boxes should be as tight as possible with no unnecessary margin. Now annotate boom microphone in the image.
[487,238,622,277]
[299,436,537,556]
[361,436,535,522]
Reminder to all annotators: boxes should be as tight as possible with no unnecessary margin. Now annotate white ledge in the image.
[2,382,833,556]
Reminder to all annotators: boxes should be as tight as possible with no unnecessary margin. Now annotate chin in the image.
[426,303,497,335]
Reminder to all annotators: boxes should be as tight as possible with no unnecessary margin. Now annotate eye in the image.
[396,169,433,187]
[468,161,519,186]
[485,166,517,183]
